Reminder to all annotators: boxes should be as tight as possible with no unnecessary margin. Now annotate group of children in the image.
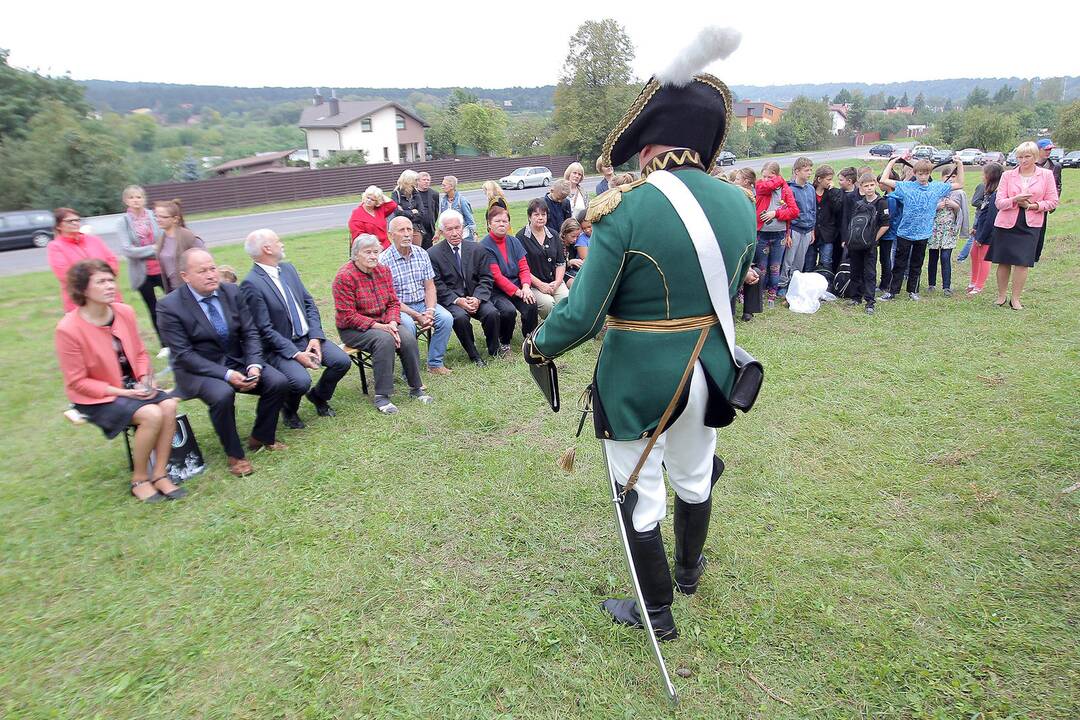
[729,153,990,317]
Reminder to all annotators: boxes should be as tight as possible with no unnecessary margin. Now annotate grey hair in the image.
[442,175,458,188]
[351,234,382,258]
[437,209,464,230]
[178,247,211,273]
[388,215,412,232]
[244,228,278,259]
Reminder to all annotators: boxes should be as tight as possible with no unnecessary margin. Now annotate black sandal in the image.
[131,479,165,503]
[152,476,187,500]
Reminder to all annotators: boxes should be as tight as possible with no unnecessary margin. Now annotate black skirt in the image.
[75,390,173,439]
[987,211,1040,268]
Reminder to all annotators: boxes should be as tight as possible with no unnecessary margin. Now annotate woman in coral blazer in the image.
[988,141,1060,309]
[56,259,185,503]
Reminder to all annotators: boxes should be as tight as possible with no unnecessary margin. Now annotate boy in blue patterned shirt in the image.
[877,155,964,300]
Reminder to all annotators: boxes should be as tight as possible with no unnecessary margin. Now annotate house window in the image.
[765,108,773,116]
[383,147,390,162]
[312,149,321,158]
[361,118,372,132]
[396,114,406,130]
[328,149,337,155]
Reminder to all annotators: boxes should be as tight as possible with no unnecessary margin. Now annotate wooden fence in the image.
[145,155,579,214]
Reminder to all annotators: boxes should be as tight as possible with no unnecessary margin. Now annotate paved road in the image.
[1,142,912,277]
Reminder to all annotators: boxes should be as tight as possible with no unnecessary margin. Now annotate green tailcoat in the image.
[532,168,755,440]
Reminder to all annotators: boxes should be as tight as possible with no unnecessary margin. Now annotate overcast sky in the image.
[4,1,1077,90]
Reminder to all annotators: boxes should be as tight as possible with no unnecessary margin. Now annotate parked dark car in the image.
[1049,147,1064,163]
[1062,150,1080,168]
[931,148,954,164]
[911,145,936,160]
[1006,151,1018,166]
[977,151,1006,166]
[0,210,54,251]
[716,151,737,166]
[869,143,895,157]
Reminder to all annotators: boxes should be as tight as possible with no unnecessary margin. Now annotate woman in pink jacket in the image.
[56,259,185,503]
[988,141,1059,309]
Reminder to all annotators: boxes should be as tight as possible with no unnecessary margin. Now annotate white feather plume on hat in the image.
[653,27,742,87]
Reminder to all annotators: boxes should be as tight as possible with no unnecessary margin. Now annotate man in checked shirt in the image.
[332,234,433,415]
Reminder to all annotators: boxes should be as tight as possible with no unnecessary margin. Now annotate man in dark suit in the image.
[157,248,288,477]
[428,209,505,366]
[240,229,351,429]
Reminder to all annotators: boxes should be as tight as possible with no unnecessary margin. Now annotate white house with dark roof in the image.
[298,90,429,168]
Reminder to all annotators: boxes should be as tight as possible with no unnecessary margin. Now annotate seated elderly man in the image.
[379,216,454,376]
[157,248,289,477]
[428,209,506,366]
[333,234,432,414]
[240,228,351,429]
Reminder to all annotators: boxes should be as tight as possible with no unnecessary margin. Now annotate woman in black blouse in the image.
[515,198,568,319]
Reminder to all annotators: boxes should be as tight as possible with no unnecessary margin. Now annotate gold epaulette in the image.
[586,177,646,224]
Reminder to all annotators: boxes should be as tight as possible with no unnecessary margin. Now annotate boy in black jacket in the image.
[836,166,859,272]
[810,164,842,272]
[845,173,890,315]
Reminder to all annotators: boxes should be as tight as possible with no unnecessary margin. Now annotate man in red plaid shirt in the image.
[333,234,432,414]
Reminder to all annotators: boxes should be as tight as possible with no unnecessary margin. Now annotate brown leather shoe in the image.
[227,456,254,477]
[248,437,288,452]
[427,366,452,376]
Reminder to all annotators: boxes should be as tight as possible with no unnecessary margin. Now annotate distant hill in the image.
[79,76,1076,122]
[728,77,1079,104]
[80,81,556,118]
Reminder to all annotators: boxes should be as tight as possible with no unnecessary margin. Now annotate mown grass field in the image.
[0,165,1077,719]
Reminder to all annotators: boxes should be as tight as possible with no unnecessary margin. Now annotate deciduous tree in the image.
[1053,101,1080,148]
[456,103,509,156]
[550,19,638,164]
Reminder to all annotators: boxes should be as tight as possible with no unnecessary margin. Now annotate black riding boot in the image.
[673,455,724,595]
[601,487,678,641]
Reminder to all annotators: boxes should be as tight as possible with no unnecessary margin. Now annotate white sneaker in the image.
[156,347,171,359]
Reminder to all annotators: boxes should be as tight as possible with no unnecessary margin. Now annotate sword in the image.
[600,441,679,707]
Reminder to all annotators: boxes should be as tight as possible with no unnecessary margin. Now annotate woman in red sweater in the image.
[55,259,185,503]
[479,206,538,355]
[347,186,398,252]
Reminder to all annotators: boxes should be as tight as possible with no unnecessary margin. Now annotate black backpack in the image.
[832,248,854,298]
[846,197,879,251]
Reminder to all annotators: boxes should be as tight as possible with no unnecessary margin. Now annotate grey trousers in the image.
[338,325,424,399]
[779,229,814,289]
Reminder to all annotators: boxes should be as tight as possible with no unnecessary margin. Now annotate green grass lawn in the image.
[1,174,1077,719]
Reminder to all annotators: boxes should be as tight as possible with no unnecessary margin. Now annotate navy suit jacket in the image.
[240,263,326,361]
[428,240,494,307]
[157,282,264,395]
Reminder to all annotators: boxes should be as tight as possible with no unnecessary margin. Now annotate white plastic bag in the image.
[785,271,831,314]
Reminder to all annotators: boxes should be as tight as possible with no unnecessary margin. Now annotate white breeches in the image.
[603,361,717,533]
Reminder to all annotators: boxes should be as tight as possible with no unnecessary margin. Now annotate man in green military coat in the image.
[524,42,757,641]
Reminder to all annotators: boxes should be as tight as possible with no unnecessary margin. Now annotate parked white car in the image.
[956,148,983,165]
[498,166,552,190]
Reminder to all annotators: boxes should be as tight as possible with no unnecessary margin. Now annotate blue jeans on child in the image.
[956,235,974,262]
[802,239,833,273]
[397,301,453,368]
[755,231,786,296]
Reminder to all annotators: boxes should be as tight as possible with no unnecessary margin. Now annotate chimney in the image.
[328,89,340,117]
[312,88,324,106]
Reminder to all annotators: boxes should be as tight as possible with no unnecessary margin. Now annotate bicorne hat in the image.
[600,27,742,173]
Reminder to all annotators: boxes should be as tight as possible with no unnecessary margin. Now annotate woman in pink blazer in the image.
[988,141,1059,309]
[56,259,185,503]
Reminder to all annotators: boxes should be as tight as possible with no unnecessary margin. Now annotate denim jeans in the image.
[397,301,453,367]
[955,235,974,262]
[803,239,833,274]
[754,231,786,295]
[927,248,953,290]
